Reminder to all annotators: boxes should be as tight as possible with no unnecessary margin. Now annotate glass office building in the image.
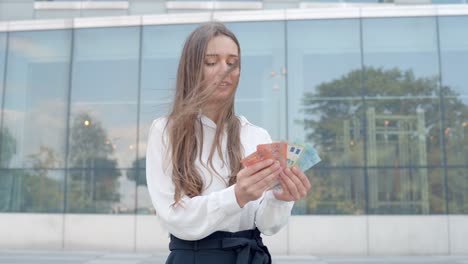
[0,0,467,255]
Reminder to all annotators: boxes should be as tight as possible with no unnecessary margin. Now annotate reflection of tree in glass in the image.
[68,112,121,213]
[70,112,114,167]
[0,126,16,168]
[301,67,468,214]
[29,146,61,168]
[20,146,63,212]
[0,127,17,211]
[304,67,441,157]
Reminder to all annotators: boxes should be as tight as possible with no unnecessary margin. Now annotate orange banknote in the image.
[240,147,274,167]
[257,141,287,168]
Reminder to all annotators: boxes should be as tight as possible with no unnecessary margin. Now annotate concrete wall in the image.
[0,214,467,255]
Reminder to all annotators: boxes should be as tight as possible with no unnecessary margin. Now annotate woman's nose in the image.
[220,61,229,72]
[217,62,229,76]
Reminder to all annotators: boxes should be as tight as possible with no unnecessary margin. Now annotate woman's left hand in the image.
[273,166,311,201]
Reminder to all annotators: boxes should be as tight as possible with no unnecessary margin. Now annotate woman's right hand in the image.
[234,159,282,208]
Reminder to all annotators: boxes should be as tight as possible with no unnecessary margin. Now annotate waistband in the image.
[169,229,271,264]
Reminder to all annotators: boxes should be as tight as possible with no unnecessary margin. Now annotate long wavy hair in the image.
[165,22,243,205]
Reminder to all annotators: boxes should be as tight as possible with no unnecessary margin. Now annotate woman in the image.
[146,22,311,264]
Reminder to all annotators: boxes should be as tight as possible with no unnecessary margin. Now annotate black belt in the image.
[169,229,271,264]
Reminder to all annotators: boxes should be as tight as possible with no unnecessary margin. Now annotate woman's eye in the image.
[205,61,216,66]
[227,61,237,67]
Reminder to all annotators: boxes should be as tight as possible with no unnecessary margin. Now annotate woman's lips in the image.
[219,81,231,87]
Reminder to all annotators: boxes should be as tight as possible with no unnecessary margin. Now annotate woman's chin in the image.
[216,89,234,99]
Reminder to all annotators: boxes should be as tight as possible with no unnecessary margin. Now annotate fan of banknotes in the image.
[240,141,321,172]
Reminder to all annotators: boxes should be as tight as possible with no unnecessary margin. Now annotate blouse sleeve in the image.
[145,119,242,241]
[255,191,294,235]
[253,130,295,236]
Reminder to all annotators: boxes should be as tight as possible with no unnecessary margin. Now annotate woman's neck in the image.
[202,109,220,124]
[202,100,224,123]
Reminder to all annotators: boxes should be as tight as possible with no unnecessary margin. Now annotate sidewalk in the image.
[1,250,468,264]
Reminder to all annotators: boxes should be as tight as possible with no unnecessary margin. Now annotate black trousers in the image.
[166,229,272,264]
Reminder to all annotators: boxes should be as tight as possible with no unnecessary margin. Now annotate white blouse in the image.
[146,114,294,241]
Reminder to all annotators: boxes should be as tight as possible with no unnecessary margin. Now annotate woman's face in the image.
[202,35,240,103]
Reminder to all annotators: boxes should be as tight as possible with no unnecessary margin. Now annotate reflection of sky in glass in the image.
[118,171,136,213]
[139,24,195,164]
[287,19,361,143]
[235,55,278,136]
[362,17,439,80]
[228,21,286,140]
[71,26,140,169]
[2,30,71,169]
[438,17,468,167]
[439,16,468,100]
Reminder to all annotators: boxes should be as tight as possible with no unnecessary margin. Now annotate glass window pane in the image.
[2,30,71,169]
[303,98,365,167]
[67,169,135,213]
[365,98,443,167]
[362,17,439,88]
[227,21,287,140]
[368,168,445,214]
[439,16,468,166]
[136,169,155,214]
[0,169,64,213]
[287,19,362,149]
[447,168,468,214]
[69,26,140,169]
[362,17,443,167]
[139,24,196,169]
[442,95,468,166]
[296,168,365,215]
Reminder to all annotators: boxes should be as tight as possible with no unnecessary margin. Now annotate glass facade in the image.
[0,14,467,215]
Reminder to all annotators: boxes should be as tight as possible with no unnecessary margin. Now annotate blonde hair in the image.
[166,22,243,205]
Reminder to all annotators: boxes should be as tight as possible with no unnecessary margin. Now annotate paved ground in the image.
[0,250,468,264]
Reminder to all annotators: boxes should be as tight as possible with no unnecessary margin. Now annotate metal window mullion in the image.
[63,27,76,217]
[0,32,9,168]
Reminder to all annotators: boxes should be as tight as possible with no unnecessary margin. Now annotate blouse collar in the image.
[198,113,248,129]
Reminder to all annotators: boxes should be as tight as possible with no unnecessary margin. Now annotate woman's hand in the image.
[235,159,282,208]
[273,166,311,201]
